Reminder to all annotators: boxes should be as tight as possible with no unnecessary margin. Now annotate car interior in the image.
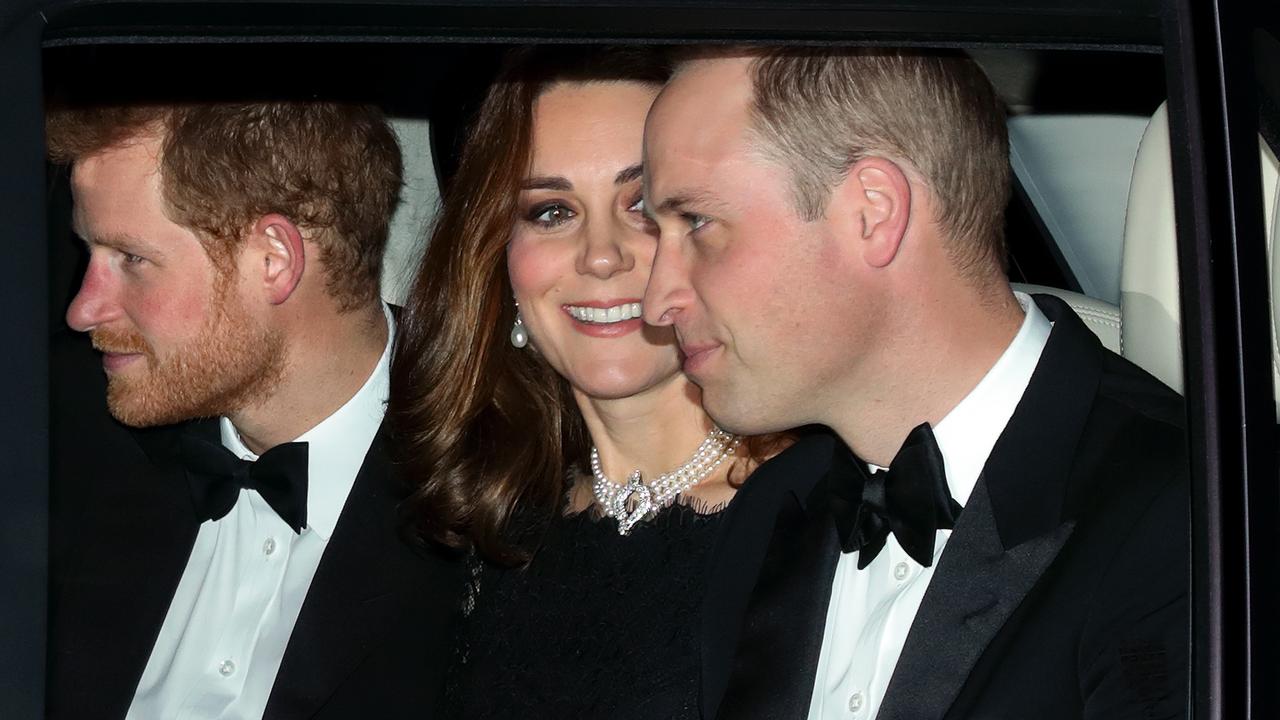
[7,1,1279,714]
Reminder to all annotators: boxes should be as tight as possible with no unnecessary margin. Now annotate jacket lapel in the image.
[879,293,1105,719]
[877,481,1075,720]
[48,417,205,718]
[264,429,442,718]
[717,491,841,719]
[701,432,840,720]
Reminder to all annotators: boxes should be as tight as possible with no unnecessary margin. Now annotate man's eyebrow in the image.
[521,176,572,191]
[80,231,156,255]
[655,189,723,214]
[614,163,644,186]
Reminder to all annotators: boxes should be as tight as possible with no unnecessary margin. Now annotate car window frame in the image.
[1161,1,1280,716]
[3,1,1276,717]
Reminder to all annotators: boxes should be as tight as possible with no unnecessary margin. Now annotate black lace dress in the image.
[444,499,727,719]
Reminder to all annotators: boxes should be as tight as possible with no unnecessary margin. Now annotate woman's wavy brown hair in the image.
[390,46,673,564]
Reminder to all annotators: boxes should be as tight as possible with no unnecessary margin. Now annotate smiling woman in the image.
[389,46,674,562]
[507,79,675,400]
[387,45,795,718]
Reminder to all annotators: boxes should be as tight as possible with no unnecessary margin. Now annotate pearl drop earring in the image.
[510,303,528,348]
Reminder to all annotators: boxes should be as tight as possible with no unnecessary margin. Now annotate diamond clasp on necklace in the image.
[614,470,653,535]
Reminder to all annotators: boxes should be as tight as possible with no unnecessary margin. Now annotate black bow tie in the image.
[828,423,962,569]
[180,435,310,534]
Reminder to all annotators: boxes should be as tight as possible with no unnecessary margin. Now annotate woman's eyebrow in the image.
[614,163,644,186]
[521,176,572,191]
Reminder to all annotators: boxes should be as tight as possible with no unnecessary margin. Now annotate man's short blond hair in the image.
[688,48,1010,278]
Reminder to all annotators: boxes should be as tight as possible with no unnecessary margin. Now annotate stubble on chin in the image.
[94,295,286,428]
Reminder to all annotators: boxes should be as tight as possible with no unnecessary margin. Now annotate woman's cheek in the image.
[506,232,561,298]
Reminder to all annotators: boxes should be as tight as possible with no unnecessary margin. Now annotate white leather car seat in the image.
[381,116,442,307]
[1008,114,1149,303]
[1120,102,1279,403]
[1272,162,1280,416]
[1008,113,1137,353]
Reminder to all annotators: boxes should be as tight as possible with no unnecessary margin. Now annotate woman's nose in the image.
[577,215,636,280]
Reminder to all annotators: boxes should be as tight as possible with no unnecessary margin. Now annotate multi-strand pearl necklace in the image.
[591,427,741,536]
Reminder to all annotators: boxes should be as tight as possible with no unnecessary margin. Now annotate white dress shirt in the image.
[806,292,1052,720]
[128,304,394,720]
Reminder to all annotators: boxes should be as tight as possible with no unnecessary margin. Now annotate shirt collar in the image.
[930,291,1052,507]
[220,302,395,541]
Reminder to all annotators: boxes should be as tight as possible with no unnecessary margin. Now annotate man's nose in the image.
[65,257,120,332]
[642,237,694,326]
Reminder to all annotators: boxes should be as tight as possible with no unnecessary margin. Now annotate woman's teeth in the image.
[567,302,643,324]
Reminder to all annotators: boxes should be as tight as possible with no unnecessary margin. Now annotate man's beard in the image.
[90,288,286,427]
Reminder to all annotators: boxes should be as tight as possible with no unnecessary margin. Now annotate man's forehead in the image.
[645,68,758,211]
[69,135,188,256]
[71,135,163,194]
[671,53,755,89]
[653,56,753,129]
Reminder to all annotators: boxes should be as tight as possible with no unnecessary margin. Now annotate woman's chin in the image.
[568,366,682,403]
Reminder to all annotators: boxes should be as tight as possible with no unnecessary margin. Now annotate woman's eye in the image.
[122,252,146,266]
[627,195,646,214]
[528,203,576,227]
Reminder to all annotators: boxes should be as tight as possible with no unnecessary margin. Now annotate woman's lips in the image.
[565,314,645,338]
[562,299,645,338]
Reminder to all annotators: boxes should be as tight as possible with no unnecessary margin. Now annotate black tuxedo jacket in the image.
[46,331,463,719]
[701,294,1189,720]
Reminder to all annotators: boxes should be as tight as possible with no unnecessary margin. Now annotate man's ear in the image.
[831,157,912,269]
[245,213,306,305]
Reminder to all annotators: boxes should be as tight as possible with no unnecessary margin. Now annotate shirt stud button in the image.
[263,537,277,556]
[848,691,864,713]
[218,659,236,677]
[893,561,910,581]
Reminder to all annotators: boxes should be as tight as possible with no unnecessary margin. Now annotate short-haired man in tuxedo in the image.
[46,102,460,719]
[643,49,1188,719]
